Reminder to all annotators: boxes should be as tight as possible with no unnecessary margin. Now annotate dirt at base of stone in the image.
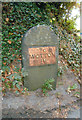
[2,68,80,118]
[2,100,80,118]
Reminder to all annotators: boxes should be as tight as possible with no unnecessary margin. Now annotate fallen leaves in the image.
[72,92,80,98]
[77,79,81,85]
[67,84,78,94]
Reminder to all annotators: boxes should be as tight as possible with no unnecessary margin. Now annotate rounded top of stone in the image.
[22,24,59,46]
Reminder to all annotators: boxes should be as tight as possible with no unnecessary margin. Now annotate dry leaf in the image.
[6,18,9,22]
[8,40,12,44]
[3,62,6,65]
[77,79,81,84]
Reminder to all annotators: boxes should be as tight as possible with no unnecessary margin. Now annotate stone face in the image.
[21,25,59,90]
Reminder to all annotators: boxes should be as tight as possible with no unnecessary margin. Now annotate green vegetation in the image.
[58,66,64,77]
[41,78,55,95]
[67,83,80,98]
[2,2,80,93]
[68,84,78,91]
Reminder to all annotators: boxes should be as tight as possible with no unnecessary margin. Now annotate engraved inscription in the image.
[28,46,56,66]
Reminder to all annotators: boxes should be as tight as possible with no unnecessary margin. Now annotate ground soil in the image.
[2,66,80,119]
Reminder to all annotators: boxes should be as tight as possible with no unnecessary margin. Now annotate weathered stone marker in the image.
[22,25,59,90]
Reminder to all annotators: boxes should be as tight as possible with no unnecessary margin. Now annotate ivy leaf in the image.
[2,78,6,82]
[70,84,77,90]
[16,84,20,90]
